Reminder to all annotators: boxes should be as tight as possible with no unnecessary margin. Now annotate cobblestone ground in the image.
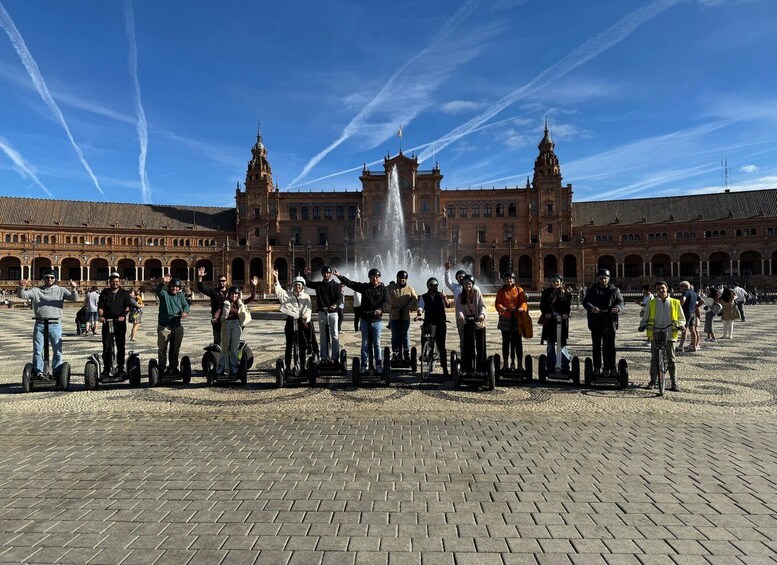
[0,303,775,563]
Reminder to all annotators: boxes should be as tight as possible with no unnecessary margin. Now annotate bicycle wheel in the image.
[658,346,667,396]
[421,340,434,380]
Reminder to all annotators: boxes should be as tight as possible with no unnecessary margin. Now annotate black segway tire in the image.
[308,355,317,386]
[383,357,391,386]
[493,354,501,384]
[84,360,99,391]
[239,354,248,385]
[148,359,159,387]
[181,357,192,385]
[571,357,581,386]
[275,359,285,388]
[242,344,254,370]
[450,350,457,371]
[127,356,141,387]
[339,349,348,376]
[487,356,496,391]
[584,358,593,386]
[352,358,361,387]
[410,347,417,373]
[22,363,33,393]
[56,362,71,391]
[524,355,533,381]
[452,359,461,390]
[618,359,629,389]
[538,354,547,382]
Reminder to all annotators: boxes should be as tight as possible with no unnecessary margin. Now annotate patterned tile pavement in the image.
[0,300,775,563]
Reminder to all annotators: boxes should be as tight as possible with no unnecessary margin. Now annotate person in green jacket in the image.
[156,274,190,375]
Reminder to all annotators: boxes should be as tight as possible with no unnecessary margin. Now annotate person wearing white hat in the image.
[273,270,314,372]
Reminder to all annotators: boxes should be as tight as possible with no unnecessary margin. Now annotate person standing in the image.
[155,275,190,375]
[639,280,686,391]
[335,267,389,374]
[676,281,699,352]
[732,282,748,322]
[304,266,342,363]
[197,267,229,345]
[582,268,624,377]
[85,286,100,335]
[720,287,739,339]
[129,289,143,341]
[416,277,450,378]
[17,269,80,378]
[495,271,528,371]
[273,270,314,372]
[217,285,251,375]
[97,272,132,376]
[539,274,572,370]
[458,275,487,371]
[387,270,418,361]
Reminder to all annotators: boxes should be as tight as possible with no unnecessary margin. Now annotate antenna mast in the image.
[721,153,731,191]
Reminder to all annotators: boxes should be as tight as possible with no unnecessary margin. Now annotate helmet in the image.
[168,278,182,288]
[368,268,381,278]
[426,277,439,289]
[549,274,563,282]
[502,271,516,280]
[596,268,611,278]
[461,275,474,286]
[292,276,306,286]
[396,270,408,280]
[455,269,466,280]
[41,268,57,279]
[320,265,332,276]
[109,271,121,279]
[227,286,240,294]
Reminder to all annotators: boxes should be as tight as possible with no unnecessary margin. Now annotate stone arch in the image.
[498,255,511,277]
[597,255,617,278]
[739,250,762,276]
[293,257,306,278]
[274,257,288,282]
[480,255,495,281]
[461,256,475,272]
[709,251,729,277]
[196,259,214,281]
[624,254,643,278]
[231,258,246,282]
[679,252,700,278]
[61,257,81,281]
[117,258,137,281]
[171,259,188,281]
[0,256,21,281]
[90,258,110,281]
[563,254,577,281]
[517,255,532,281]
[249,257,264,279]
[543,254,557,277]
[651,253,671,278]
[144,258,163,280]
[311,257,324,274]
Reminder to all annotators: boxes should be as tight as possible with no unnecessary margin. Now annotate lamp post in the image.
[31,238,36,280]
[491,240,497,282]
[452,232,459,265]
[344,233,349,267]
[288,239,295,279]
[306,240,312,271]
[508,235,514,273]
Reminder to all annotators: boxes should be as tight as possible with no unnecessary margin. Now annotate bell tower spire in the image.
[533,117,561,184]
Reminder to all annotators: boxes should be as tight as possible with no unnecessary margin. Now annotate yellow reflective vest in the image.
[646,297,682,340]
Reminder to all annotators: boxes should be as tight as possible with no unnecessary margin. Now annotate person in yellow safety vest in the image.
[638,281,686,392]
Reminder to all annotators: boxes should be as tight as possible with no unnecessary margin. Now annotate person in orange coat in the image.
[495,271,528,370]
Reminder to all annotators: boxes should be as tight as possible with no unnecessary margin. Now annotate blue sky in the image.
[0,0,775,207]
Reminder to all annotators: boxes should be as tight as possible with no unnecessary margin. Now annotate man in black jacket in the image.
[583,268,624,377]
[304,266,343,362]
[417,277,450,378]
[197,267,229,345]
[97,272,132,376]
[335,267,389,373]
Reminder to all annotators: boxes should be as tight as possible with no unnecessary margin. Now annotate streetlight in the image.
[288,239,295,279]
[508,235,514,273]
[306,240,312,271]
[452,232,459,265]
[491,240,497,282]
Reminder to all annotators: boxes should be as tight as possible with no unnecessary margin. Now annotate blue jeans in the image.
[33,321,63,374]
[360,319,383,367]
[389,319,410,354]
[318,311,340,360]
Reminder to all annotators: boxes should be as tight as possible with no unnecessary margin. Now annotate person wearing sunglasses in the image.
[17,269,80,379]
[197,267,230,346]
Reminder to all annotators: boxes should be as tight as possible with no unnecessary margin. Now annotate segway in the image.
[583,311,628,389]
[417,318,439,382]
[276,318,317,387]
[84,319,141,390]
[22,317,71,392]
[537,313,580,385]
[148,316,191,386]
[351,318,391,386]
[311,322,348,379]
[387,313,417,374]
[203,341,254,386]
[450,316,496,391]
[493,310,532,385]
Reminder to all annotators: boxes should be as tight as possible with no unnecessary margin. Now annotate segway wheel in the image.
[84,361,99,391]
[127,356,141,387]
[452,359,461,390]
[308,355,317,386]
[383,357,391,386]
[148,359,159,387]
[383,346,391,366]
[487,356,496,391]
[524,355,533,381]
[242,344,254,371]
[339,349,348,376]
[238,354,248,385]
[275,359,285,388]
[56,362,71,391]
[571,357,581,386]
[493,354,501,384]
[584,358,593,386]
[181,357,192,385]
[410,347,417,373]
[618,359,629,389]
[202,351,217,377]
[22,363,33,393]
[538,354,547,382]
[450,351,458,371]
[352,358,361,387]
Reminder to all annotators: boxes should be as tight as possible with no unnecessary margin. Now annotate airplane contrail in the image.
[0,136,54,197]
[289,0,485,187]
[0,2,105,196]
[418,0,685,163]
[124,0,152,203]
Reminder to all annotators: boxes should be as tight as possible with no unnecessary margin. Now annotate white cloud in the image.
[0,135,53,197]
[740,164,760,174]
[440,100,486,114]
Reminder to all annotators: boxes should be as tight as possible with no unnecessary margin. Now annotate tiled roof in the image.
[572,188,777,226]
[0,197,235,232]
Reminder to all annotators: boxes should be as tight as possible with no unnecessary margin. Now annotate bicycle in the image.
[642,323,683,396]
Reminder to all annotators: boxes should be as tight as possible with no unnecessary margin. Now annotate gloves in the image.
[638,326,645,332]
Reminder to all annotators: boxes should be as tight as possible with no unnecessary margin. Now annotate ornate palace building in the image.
[1,127,776,292]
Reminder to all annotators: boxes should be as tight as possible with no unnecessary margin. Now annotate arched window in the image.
[324,206,332,220]
[289,206,297,220]
[720,229,726,237]
[348,206,357,219]
[508,203,517,217]
[301,206,309,220]
[736,229,742,236]
[496,204,505,217]
[447,204,455,218]
[336,206,345,220]
[768,227,774,236]
[313,207,321,220]
[484,204,492,217]
[459,205,467,218]
[471,204,480,217]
